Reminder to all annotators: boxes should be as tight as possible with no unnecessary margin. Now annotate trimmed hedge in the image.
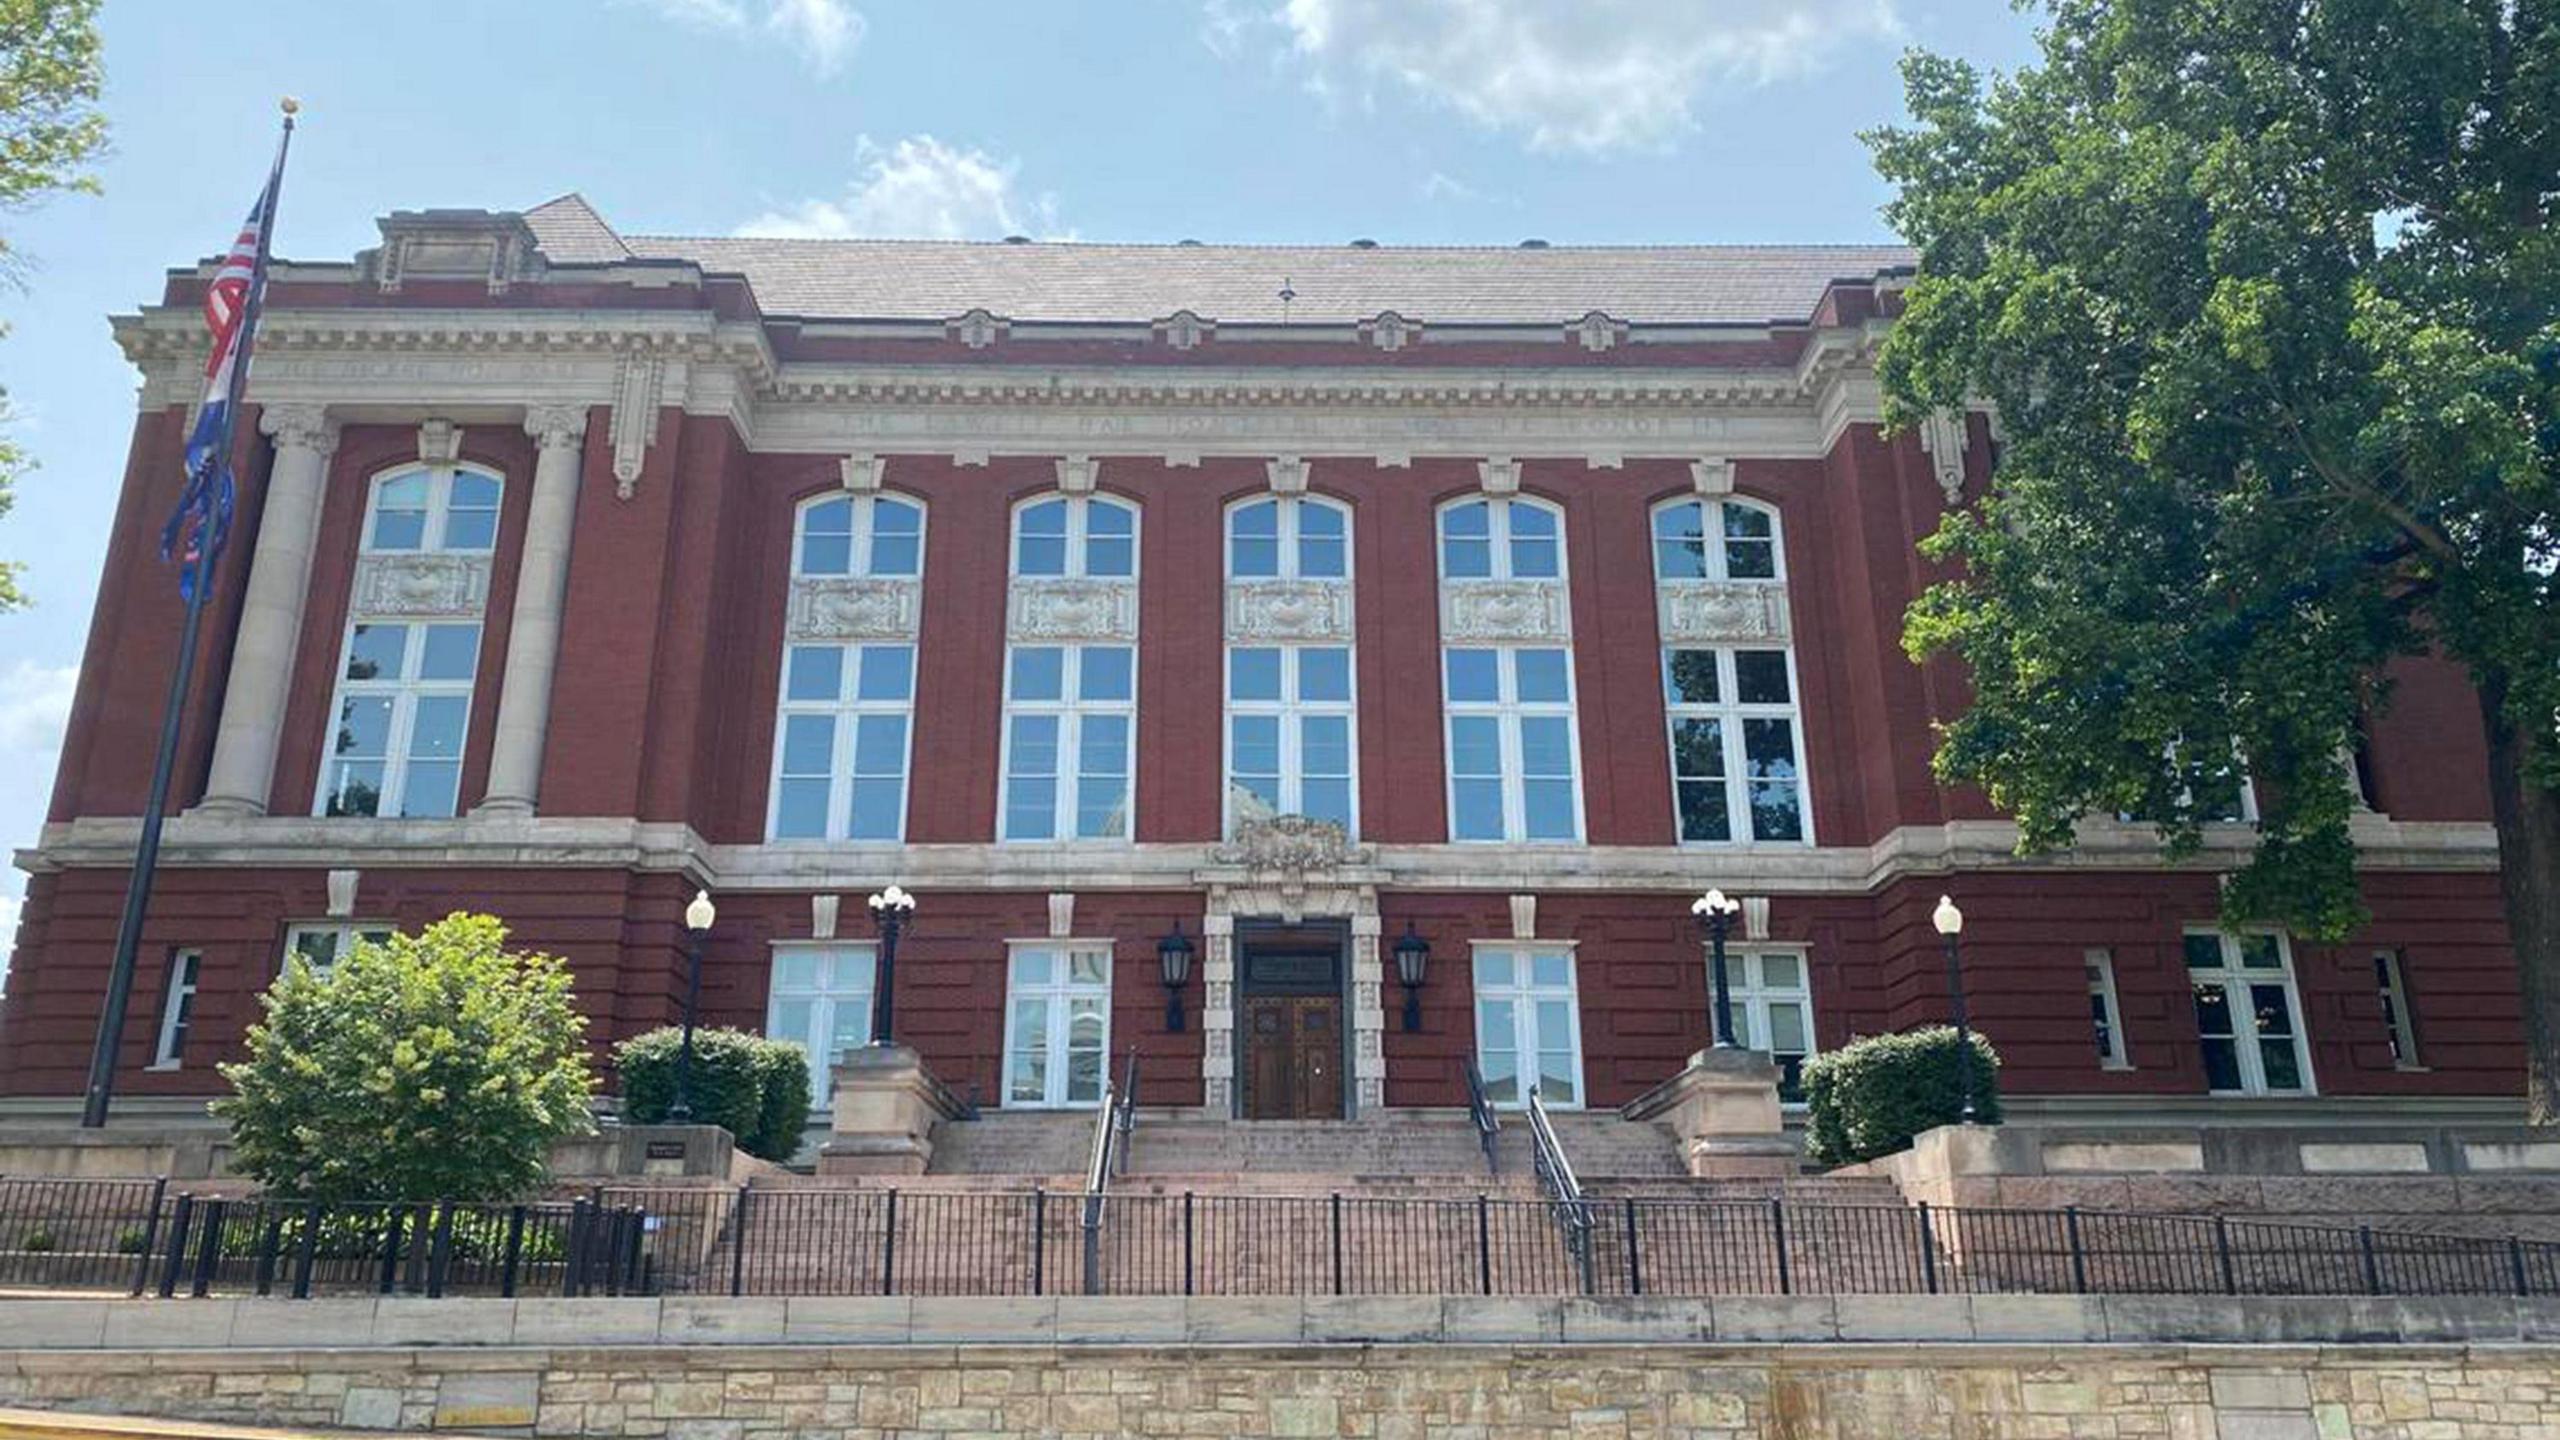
[1803,1025,2002,1167]
[614,1027,811,1162]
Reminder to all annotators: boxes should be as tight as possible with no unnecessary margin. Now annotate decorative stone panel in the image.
[350,553,491,620]
[1656,581,1791,645]
[1440,579,1571,644]
[1225,579,1354,644]
[1009,577,1140,643]
[788,578,923,642]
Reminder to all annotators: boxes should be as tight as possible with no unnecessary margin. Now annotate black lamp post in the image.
[867,884,915,1046]
[668,887,716,1122]
[1159,921,1195,1031]
[1690,890,1743,1049]
[1934,894,1977,1123]
[1393,922,1431,1032]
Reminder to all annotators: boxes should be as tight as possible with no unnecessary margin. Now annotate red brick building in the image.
[0,197,2521,1129]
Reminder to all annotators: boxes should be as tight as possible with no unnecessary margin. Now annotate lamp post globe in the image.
[669,887,716,1123]
[866,884,916,1047]
[1934,894,1978,1123]
[1691,890,1743,1050]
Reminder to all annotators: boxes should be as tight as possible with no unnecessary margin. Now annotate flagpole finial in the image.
[279,96,300,115]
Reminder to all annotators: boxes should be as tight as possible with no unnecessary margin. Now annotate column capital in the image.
[523,405,590,452]
[258,404,339,458]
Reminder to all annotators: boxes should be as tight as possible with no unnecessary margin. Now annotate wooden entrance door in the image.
[1243,994,1344,1119]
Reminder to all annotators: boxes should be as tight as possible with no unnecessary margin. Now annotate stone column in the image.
[198,405,340,815]
[475,406,589,815]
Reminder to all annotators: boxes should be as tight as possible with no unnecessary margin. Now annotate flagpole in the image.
[80,100,297,1128]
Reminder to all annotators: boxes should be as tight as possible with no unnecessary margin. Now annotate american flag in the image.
[161,135,289,599]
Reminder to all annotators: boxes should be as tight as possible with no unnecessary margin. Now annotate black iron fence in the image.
[3,1176,2556,1302]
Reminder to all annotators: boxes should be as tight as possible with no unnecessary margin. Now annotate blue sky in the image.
[0,0,2040,944]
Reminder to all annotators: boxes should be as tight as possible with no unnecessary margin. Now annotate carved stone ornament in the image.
[610,349,665,499]
[1918,410,1968,505]
[840,453,884,492]
[1440,579,1571,644]
[1055,454,1099,495]
[351,553,491,619]
[417,418,463,465]
[259,404,341,458]
[1568,310,1628,353]
[1211,815,1372,874]
[950,309,1009,349]
[1047,892,1075,939]
[1360,311,1420,352]
[788,577,923,641]
[1008,577,1140,642]
[523,405,588,452]
[1155,311,1213,351]
[811,893,841,941]
[1690,456,1736,496]
[1265,455,1309,495]
[1656,581,1791,644]
[1477,456,1522,496]
[1226,579,1354,643]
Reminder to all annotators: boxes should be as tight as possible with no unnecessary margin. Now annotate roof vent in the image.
[1519,238,1551,248]
[1349,238,1379,248]
[1002,234,1032,244]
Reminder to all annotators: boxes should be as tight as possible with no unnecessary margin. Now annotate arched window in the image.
[1224,495,1356,834]
[1013,494,1137,579]
[768,493,926,841]
[316,465,503,818]
[1436,495,1580,843]
[1650,497,1780,582]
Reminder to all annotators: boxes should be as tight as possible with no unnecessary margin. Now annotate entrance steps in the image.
[923,1109,1699,1181]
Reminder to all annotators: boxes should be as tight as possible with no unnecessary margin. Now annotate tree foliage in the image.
[614,1026,812,1162]
[1804,1026,2003,1167]
[0,0,108,611]
[213,913,596,1203]
[1868,1,2560,1114]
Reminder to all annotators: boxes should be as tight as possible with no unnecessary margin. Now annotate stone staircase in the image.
[923,1109,1704,1182]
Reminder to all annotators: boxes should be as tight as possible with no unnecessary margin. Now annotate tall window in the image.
[318,466,501,818]
[2086,950,2130,1069]
[1440,497,1560,580]
[149,951,200,1070]
[1003,945,1111,1108]
[1001,644,1135,841]
[1726,949,1816,1103]
[1663,649,1809,843]
[2374,949,2421,1067]
[1225,495,1357,835]
[1014,494,1136,578]
[1652,497,1780,581]
[1444,647,1580,842]
[1473,946,1582,1108]
[768,494,926,841]
[2185,930,2313,1095]
[281,921,393,978]
[767,947,876,1106]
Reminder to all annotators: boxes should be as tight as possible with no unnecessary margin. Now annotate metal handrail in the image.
[1111,1051,1140,1178]
[1523,1083,1595,1293]
[1461,1057,1501,1176]
[1079,1051,1141,1295]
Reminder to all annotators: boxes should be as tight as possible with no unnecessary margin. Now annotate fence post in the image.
[563,1198,591,1298]
[377,1206,407,1296]
[1329,1193,1344,1297]
[1182,1191,1195,1298]
[188,1198,226,1298]
[291,1202,323,1300]
[1917,1202,1939,1295]
[1475,1195,1493,1297]
[427,1202,456,1299]
[253,1210,283,1297]
[2063,1207,2089,1295]
[880,1190,898,1297]
[155,1193,194,1299]
[500,1206,527,1299]
[1081,1193,1100,1299]
[1770,1199,1791,1297]
[1623,1196,1643,1297]
[2358,1226,2383,1296]
[728,1188,754,1298]
[2511,1236,2531,1298]
[2213,1216,2238,1295]
[128,1178,168,1298]
[1031,1188,1047,1297]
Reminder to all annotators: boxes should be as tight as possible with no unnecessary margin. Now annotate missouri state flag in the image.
[160,138,288,599]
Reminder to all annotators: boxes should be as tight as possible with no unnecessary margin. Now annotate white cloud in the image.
[1229,0,1901,153]
[1420,170,1480,202]
[0,659,75,755]
[735,135,1064,241]
[630,0,864,75]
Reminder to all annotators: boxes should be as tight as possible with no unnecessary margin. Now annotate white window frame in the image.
[765,943,877,1109]
[2185,928,2316,1096]
[280,921,394,979]
[1650,496,1784,583]
[1661,646,1814,846]
[1470,943,1585,1110]
[2086,948,2131,1070]
[1227,493,1351,581]
[1723,946,1818,1105]
[1223,645,1359,838]
[2374,948,2423,1069]
[1437,495,1564,583]
[1010,493,1140,580]
[148,950,200,1071]
[793,492,926,578]
[766,641,918,842]
[1442,646,1584,843]
[361,464,501,556]
[1000,943,1113,1109]
[998,643,1137,842]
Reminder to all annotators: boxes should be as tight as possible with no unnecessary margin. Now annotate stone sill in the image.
[10,1293,2560,1354]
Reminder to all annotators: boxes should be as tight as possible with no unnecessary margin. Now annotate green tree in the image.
[213,913,596,1202]
[0,0,109,610]
[1868,2,2560,1113]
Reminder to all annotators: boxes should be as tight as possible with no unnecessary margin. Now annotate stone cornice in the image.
[18,815,2501,893]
